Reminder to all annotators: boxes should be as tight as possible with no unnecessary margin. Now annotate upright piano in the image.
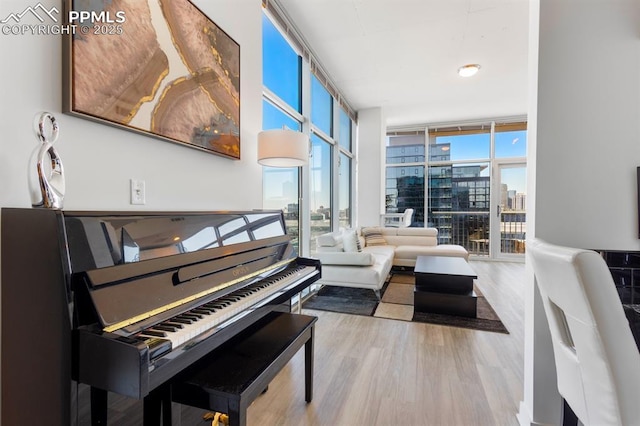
[1,208,320,425]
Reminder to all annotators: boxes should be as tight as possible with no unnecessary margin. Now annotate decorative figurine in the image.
[28,112,65,209]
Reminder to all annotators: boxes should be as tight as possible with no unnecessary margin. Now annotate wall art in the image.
[63,0,240,159]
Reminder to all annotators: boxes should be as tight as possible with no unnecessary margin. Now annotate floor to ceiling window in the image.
[309,75,333,248]
[385,133,425,227]
[338,110,353,229]
[428,125,492,256]
[386,121,527,259]
[310,133,332,246]
[493,123,528,259]
[261,13,302,250]
[261,8,356,256]
[338,152,352,229]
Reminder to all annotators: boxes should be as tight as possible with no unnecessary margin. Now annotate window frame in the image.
[261,9,356,256]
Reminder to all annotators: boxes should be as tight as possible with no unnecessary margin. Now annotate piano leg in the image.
[90,387,108,426]
[143,385,175,426]
[305,326,314,403]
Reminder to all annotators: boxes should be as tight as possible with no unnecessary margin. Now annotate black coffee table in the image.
[413,256,478,318]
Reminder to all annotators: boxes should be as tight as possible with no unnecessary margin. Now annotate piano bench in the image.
[170,311,317,426]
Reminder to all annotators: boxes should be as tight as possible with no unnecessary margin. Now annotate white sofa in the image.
[314,227,468,296]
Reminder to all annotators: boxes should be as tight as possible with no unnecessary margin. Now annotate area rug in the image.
[303,272,509,334]
[302,285,383,316]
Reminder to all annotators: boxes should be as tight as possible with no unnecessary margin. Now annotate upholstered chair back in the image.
[528,239,640,425]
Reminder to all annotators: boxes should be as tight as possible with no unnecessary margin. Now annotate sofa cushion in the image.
[397,227,438,237]
[394,245,438,260]
[434,244,470,260]
[362,227,386,246]
[362,245,396,257]
[394,244,469,262]
[316,245,343,253]
[316,231,343,248]
[315,251,374,266]
[380,227,438,247]
[342,229,361,252]
[319,251,393,290]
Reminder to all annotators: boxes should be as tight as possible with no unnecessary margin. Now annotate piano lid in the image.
[63,211,290,275]
[61,210,297,331]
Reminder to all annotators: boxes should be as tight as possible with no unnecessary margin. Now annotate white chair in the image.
[380,208,414,228]
[528,238,640,425]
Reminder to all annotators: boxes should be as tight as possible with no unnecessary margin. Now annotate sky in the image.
[438,131,527,194]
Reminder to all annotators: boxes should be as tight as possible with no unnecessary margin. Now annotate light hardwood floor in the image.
[79,260,525,425]
[187,260,526,426]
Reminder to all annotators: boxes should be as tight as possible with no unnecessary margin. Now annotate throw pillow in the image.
[342,229,359,252]
[316,232,340,247]
[362,227,386,246]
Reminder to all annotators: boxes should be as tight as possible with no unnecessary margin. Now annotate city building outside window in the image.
[386,122,527,259]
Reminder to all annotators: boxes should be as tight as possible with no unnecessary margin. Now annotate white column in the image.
[356,107,385,227]
[518,1,563,423]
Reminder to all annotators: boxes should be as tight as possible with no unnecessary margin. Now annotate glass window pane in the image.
[387,134,425,164]
[428,162,490,247]
[339,109,352,151]
[430,133,490,161]
[311,74,332,136]
[262,99,301,131]
[385,165,424,226]
[495,129,527,158]
[262,14,301,111]
[339,153,351,228]
[310,134,332,251]
[451,164,490,210]
[263,167,300,249]
[261,99,301,251]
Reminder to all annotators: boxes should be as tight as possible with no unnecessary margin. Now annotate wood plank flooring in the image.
[77,260,526,426]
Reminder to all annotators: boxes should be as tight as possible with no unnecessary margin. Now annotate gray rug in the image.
[303,272,509,334]
[302,285,382,316]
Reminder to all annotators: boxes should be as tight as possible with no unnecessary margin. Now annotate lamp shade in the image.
[257,129,309,167]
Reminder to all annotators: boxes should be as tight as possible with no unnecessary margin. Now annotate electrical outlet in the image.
[130,179,146,205]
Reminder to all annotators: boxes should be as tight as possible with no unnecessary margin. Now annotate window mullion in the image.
[263,87,304,124]
[299,58,312,257]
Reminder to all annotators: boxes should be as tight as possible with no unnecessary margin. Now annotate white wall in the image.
[0,0,264,212]
[520,0,640,424]
[0,0,263,419]
[535,0,640,250]
[356,107,385,227]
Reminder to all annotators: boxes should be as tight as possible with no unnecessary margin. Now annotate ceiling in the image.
[276,0,530,128]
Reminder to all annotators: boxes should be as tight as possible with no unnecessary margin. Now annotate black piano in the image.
[1,208,320,426]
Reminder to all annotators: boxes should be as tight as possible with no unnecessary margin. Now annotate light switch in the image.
[130,179,145,205]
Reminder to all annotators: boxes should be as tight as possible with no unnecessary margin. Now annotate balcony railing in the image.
[429,211,526,256]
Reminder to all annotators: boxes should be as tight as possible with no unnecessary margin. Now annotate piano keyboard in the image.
[135,265,316,357]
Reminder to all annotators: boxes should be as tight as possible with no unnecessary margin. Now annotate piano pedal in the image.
[203,411,229,426]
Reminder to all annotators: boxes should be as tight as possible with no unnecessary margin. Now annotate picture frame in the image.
[62,0,240,159]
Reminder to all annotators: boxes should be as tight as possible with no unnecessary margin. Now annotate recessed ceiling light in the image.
[458,64,481,77]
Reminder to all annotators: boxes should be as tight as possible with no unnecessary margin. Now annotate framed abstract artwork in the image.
[63,0,240,159]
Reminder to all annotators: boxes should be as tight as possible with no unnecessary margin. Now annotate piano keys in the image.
[136,264,316,355]
[1,208,321,426]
